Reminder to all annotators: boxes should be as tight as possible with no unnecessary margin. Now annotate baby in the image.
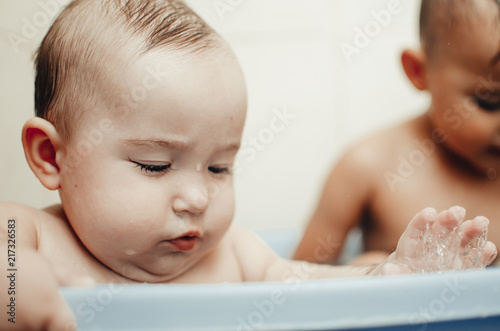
[0,0,496,330]
[294,0,500,265]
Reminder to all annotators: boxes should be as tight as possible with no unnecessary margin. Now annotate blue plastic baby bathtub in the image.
[61,229,500,330]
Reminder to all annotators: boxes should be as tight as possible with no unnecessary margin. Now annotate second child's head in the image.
[402,0,500,176]
[22,0,247,282]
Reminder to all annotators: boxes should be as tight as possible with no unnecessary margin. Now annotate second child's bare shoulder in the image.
[341,115,426,173]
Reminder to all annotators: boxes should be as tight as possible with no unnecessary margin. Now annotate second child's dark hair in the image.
[419,0,500,61]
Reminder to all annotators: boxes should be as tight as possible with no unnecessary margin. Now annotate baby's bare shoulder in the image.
[0,201,42,224]
[0,201,63,224]
[224,226,281,281]
[0,201,45,247]
[224,225,268,250]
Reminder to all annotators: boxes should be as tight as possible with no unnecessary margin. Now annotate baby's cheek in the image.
[205,193,234,235]
[218,191,235,224]
[219,204,235,235]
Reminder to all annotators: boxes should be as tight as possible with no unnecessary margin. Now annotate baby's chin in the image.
[109,254,203,283]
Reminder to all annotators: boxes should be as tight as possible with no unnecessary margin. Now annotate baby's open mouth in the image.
[166,232,200,251]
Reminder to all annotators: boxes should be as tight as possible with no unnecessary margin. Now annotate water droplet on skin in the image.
[409,216,489,272]
[125,249,137,255]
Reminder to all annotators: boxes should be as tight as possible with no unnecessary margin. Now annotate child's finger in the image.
[403,207,437,240]
[395,207,437,259]
[483,242,498,265]
[431,206,463,238]
[460,217,488,248]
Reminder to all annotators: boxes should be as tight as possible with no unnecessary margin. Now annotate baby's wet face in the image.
[425,1,500,175]
[58,48,247,282]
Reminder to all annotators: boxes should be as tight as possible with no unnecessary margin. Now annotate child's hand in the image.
[1,250,86,331]
[370,206,497,275]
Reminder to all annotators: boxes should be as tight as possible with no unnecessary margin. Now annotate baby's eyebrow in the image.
[123,139,240,152]
[224,143,240,151]
[123,139,190,150]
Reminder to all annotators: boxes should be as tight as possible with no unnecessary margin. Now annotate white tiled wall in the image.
[0,0,429,232]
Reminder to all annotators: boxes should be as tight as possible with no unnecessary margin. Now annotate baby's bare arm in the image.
[235,207,497,282]
[231,226,375,282]
[0,202,76,331]
[293,146,374,263]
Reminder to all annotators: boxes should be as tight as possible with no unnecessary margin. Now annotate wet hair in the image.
[35,0,219,140]
[419,0,500,61]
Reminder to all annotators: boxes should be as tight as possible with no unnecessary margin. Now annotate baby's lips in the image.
[167,236,199,251]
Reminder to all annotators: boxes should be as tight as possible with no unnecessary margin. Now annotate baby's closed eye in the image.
[474,95,500,112]
[130,160,172,173]
[208,166,231,174]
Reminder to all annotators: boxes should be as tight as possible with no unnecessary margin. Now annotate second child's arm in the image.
[293,145,374,263]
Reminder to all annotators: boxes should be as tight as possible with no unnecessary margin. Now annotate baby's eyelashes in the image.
[130,160,172,174]
[474,96,500,112]
[129,159,232,176]
[208,166,231,175]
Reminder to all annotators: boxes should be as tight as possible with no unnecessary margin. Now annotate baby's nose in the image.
[172,183,209,215]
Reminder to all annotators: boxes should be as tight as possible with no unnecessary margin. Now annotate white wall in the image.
[0,0,429,232]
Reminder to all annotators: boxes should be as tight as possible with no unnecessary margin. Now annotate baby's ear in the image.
[22,117,63,190]
[401,48,427,91]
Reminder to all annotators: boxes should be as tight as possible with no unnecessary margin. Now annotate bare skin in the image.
[294,0,500,265]
[0,202,496,330]
[2,2,498,329]
[294,115,500,265]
